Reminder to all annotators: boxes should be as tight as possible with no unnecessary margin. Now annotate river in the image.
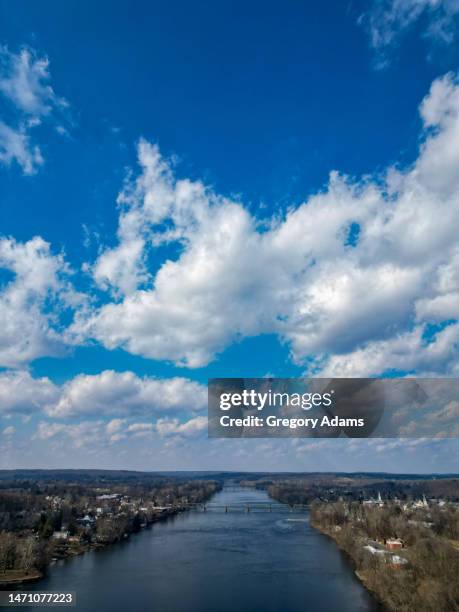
[26,487,380,611]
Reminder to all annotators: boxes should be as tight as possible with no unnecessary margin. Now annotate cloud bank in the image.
[0,370,206,418]
[61,72,459,377]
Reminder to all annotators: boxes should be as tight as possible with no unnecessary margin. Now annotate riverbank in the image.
[37,506,189,585]
[261,486,385,609]
[3,505,209,588]
[309,509,459,611]
[310,520,386,609]
[0,511,186,588]
[1,508,184,587]
[0,569,43,586]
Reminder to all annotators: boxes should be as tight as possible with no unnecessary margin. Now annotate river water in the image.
[27,487,379,611]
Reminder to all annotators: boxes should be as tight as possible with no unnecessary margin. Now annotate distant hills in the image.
[0,469,457,483]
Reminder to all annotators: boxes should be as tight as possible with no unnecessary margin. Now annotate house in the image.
[96,494,120,500]
[386,538,403,550]
[78,514,96,527]
[363,545,387,556]
[390,555,408,569]
[96,507,111,515]
[52,530,69,540]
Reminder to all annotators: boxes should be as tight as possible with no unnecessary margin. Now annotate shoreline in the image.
[260,486,386,610]
[1,505,190,588]
[310,520,385,610]
[0,569,43,587]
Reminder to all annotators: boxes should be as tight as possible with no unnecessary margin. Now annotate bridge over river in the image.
[186,501,309,513]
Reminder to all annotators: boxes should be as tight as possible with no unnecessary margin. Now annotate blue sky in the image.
[0,0,458,471]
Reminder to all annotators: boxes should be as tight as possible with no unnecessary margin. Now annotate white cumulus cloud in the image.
[70,72,459,376]
[0,237,82,367]
[0,121,43,174]
[46,370,206,418]
[0,369,206,419]
[156,416,207,438]
[0,46,69,174]
[0,370,58,415]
